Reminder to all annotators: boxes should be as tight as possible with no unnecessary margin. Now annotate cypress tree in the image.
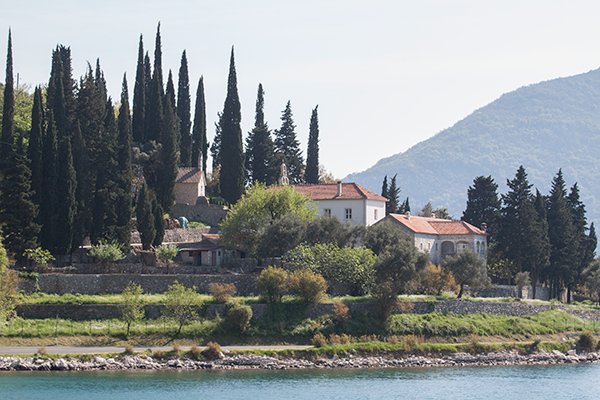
[54,135,76,255]
[387,174,400,214]
[155,96,179,213]
[245,83,276,185]
[305,105,320,184]
[39,113,58,250]
[191,76,207,170]
[144,51,152,108]
[210,112,222,172]
[132,34,146,143]
[381,175,389,200]
[165,69,176,110]
[529,189,551,299]
[152,197,166,247]
[71,122,89,251]
[219,47,245,204]
[57,45,76,139]
[115,74,133,249]
[177,50,192,167]
[1,29,14,162]
[402,197,411,213]
[274,100,304,183]
[0,136,39,261]
[461,176,501,241]
[136,180,155,250]
[567,182,592,291]
[146,24,164,143]
[28,87,44,214]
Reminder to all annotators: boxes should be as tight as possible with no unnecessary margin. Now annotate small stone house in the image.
[178,234,224,266]
[175,167,206,205]
[378,212,488,265]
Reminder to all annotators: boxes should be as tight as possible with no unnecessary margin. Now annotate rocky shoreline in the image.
[1,349,599,372]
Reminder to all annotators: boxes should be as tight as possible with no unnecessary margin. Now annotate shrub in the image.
[89,240,125,264]
[209,283,236,303]
[577,331,598,352]
[359,334,379,343]
[340,334,356,344]
[227,302,253,332]
[156,244,179,263]
[0,267,18,325]
[404,334,421,348]
[257,266,290,303]
[189,345,203,361]
[124,344,135,355]
[311,332,327,347]
[37,346,47,356]
[387,335,400,344]
[329,333,341,345]
[203,341,223,360]
[172,342,181,353]
[332,302,350,326]
[23,248,54,268]
[291,269,328,303]
[420,263,458,295]
[372,281,399,320]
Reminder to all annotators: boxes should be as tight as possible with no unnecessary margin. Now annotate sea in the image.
[0,363,598,399]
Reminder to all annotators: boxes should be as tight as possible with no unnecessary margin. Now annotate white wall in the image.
[314,198,385,226]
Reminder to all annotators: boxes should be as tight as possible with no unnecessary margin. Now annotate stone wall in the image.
[131,227,210,245]
[469,285,550,301]
[170,200,229,227]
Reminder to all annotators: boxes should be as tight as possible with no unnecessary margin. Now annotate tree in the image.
[305,105,320,184]
[0,137,40,261]
[136,180,155,250]
[145,24,164,143]
[219,182,318,251]
[256,266,290,303]
[132,35,146,143]
[1,29,14,162]
[253,213,307,260]
[274,100,304,183]
[191,76,208,171]
[155,96,179,213]
[162,281,203,335]
[156,244,179,264]
[89,240,125,264]
[28,87,44,217]
[245,84,276,186]
[381,175,389,202]
[567,183,594,292]
[115,75,133,248]
[39,113,58,251]
[387,174,400,214]
[461,176,501,241]
[529,189,551,299]
[178,50,192,167]
[151,197,165,247]
[53,134,76,255]
[0,237,17,325]
[442,248,489,298]
[119,282,145,337]
[219,47,245,204]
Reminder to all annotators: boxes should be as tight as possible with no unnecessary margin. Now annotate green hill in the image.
[346,67,600,225]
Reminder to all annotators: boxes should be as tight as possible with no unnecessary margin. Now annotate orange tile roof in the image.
[386,214,487,236]
[292,182,388,201]
[176,167,205,184]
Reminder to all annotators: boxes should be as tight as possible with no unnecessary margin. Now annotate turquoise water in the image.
[1,364,599,399]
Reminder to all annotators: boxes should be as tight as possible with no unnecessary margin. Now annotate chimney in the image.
[337,181,342,197]
[481,223,487,233]
[406,211,411,221]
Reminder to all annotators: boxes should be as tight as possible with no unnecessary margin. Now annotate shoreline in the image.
[1,349,599,372]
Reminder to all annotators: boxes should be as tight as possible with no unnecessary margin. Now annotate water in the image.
[1,363,599,399]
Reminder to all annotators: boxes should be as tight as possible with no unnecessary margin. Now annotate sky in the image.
[2,0,600,184]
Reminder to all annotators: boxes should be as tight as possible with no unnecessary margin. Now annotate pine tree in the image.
[54,135,76,255]
[1,29,14,162]
[387,174,400,214]
[529,189,551,299]
[28,87,44,215]
[305,105,320,184]
[115,74,133,249]
[245,83,276,185]
[132,34,146,143]
[39,113,58,250]
[567,182,592,292]
[191,76,207,170]
[136,180,155,250]
[401,197,410,213]
[219,47,245,204]
[274,100,304,184]
[177,50,192,167]
[461,176,501,241]
[0,136,39,261]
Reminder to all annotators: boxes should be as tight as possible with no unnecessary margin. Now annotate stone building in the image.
[175,167,206,205]
[378,212,488,265]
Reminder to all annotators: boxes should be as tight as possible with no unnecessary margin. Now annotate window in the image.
[345,208,352,220]
[324,209,331,217]
[374,209,378,220]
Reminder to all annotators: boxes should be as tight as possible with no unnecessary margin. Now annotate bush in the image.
[203,341,223,360]
[577,331,598,352]
[291,269,328,303]
[311,332,327,347]
[227,302,253,332]
[189,344,203,361]
[387,335,400,344]
[0,267,18,325]
[359,334,379,343]
[89,240,125,264]
[257,266,290,303]
[156,244,179,263]
[333,302,350,326]
[124,344,135,355]
[209,283,236,303]
[420,263,458,295]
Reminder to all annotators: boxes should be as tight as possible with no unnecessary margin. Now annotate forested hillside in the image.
[346,67,600,223]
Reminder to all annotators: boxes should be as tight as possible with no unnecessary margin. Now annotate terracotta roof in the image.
[176,167,205,184]
[386,214,487,236]
[292,182,388,201]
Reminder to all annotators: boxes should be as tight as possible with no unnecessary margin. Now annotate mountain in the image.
[346,67,600,226]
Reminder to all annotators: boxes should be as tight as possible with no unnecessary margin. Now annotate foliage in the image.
[311,332,328,347]
[227,302,253,332]
[274,100,304,184]
[89,240,125,264]
[442,248,490,298]
[209,282,236,303]
[162,281,204,335]
[305,105,320,184]
[203,341,223,360]
[577,330,598,352]
[0,238,17,326]
[119,282,145,337]
[23,248,55,267]
[256,266,290,303]
[219,182,318,251]
[462,175,501,241]
[253,213,307,259]
[284,243,376,296]
[332,302,350,326]
[156,244,179,263]
[136,180,155,250]
[290,269,328,303]
[419,263,458,295]
[515,271,531,298]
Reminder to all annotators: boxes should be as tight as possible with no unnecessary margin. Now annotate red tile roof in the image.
[176,167,205,184]
[386,214,487,235]
[292,182,388,201]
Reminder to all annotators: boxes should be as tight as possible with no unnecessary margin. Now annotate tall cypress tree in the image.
[0,136,39,261]
[210,112,222,173]
[144,51,152,109]
[115,74,133,248]
[245,83,276,185]
[305,105,320,184]
[1,29,14,162]
[132,34,146,143]
[567,182,592,291]
[219,47,245,204]
[529,189,551,299]
[146,23,164,143]
[177,50,192,167]
[274,100,304,183]
[381,175,389,200]
[40,112,58,250]
[57,45,76,139]
[71,122,89,252]
[28,87,44,215]
[155,96,179,213]
[136,180,155,250]
[54,134,76,255]
[152,197,166,247]
[191,76,207,170]
[462,176,501,241]
[387,174,400,214]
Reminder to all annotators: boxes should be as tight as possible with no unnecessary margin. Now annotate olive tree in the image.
[119,282,145,337]
[442,248,490,298]
[162,281,204,335]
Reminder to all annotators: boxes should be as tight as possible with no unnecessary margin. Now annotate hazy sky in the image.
[2,0,600,183]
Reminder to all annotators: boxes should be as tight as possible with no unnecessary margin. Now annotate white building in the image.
[174,167,206,205]
[293,181,388,226]
[378,213,488,265]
